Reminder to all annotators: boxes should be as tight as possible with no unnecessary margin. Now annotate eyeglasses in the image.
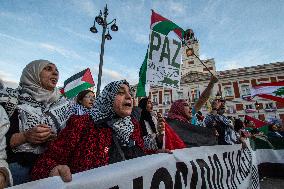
[84,95,95,100]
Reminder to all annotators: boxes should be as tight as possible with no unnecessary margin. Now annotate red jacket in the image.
[31,115,149,180]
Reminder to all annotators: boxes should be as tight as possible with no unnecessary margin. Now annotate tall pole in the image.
[96,5,108,96]
[90,4,118,96]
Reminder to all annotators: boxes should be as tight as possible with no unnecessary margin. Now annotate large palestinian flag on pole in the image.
[251,81,284,103]
[62,68,95,99]
[136,10,185,97]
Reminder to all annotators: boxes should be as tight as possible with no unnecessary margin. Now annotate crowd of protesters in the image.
[0,59,283,187]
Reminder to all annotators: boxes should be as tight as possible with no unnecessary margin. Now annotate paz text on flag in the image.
[146,30,182,90]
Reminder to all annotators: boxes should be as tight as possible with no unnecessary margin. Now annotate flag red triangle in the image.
[258,94,284,103]
[244,115,267,128]
[59,88,64,94]
[81,68,95,85]
[151,10,168,26]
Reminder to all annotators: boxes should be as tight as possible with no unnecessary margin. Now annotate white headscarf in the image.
[19,59,60,107]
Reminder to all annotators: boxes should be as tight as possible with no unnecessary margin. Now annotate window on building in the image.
[246,104,253,109]
[188,61,194,65]
[241,85,251,96]
[224,87,233,97]
[164,94,171,104]
[226,105,235,114]
[265,103,274,109]
[193,89,200,101]
[177,92,183,99]
[153,95,158,105]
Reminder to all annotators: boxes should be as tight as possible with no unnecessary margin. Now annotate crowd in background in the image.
[0,59,283,188]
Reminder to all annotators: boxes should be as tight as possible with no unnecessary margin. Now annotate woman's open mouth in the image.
[124,102,132,107]
[50,78,58,84]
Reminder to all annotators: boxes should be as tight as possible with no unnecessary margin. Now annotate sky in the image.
[0,0,284,89]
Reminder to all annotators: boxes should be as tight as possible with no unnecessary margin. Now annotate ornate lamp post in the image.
[90,4,118,96]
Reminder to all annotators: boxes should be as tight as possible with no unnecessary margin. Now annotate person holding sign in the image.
[31,80,170,182]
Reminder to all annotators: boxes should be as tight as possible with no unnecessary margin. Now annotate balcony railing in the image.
[242,95,253,101]
[162,101,171,105]
[226,109,236,114]
[245,109,256,113]
[264,107,277,112]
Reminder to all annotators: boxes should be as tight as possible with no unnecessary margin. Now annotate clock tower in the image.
[181,29,216,76]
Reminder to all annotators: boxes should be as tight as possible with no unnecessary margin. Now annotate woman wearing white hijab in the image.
[0,60,70,185]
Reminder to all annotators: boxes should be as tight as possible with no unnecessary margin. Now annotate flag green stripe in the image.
[250,137,284,150]
[152,20,184,37]
[136,52,148,97]
[64,82,93,99]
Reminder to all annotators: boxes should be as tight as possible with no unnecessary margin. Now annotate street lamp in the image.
[90,4,118,96]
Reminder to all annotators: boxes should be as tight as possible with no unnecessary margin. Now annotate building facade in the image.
[132,30,284,124]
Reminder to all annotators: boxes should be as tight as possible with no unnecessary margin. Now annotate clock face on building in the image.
[186,48,194,57]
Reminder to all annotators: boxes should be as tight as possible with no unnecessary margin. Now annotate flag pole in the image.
[182,40,215,77]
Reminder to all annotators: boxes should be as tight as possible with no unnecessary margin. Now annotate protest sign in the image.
[9,143,259,189]
[146,30,182,90]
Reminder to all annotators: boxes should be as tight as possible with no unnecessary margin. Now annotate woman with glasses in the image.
[77,90,95,109]
[68,90,95,116]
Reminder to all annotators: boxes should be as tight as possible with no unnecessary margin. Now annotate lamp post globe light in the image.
[90,4,118,96]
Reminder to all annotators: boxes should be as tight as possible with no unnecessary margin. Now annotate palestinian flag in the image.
[150,10,184,40]
[245,115,267,129]
[250,137,284,178]
[136,10,184,97]
[251,81,284,103]
[62,68,95,99]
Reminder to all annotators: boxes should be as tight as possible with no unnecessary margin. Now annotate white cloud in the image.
[133,33,149,45]
[167,2,186,15]
[0,11,31,22]
[39,43,82,59]
[200,53,209,60]
[0,32,34,46]
[70,0,97,17]
[0,70,19,88]
[217,49,270,71]
[153,1,186,16]
[2,80,18,89]
[58,26,99,43]
[0,33,83,60]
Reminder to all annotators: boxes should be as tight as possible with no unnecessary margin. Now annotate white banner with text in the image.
[9,143,260,189]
